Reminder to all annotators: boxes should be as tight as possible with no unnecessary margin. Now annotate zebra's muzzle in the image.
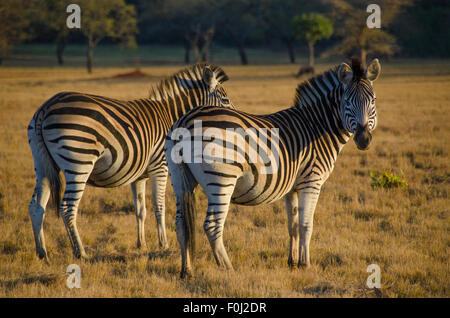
[354,123,372,150]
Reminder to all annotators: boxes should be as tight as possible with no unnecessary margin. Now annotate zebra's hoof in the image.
[37,248,48,260]
[38,253,51,265]
[74,250,89,260]
[288,258,296,268]
[298,262,311,269]
[160,242,169,250]
[137,242,148,250]
[180,269,193,279]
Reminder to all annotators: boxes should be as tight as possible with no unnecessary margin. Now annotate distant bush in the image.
[370,170,408,189]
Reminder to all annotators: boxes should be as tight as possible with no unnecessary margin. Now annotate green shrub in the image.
[370,170,408,189]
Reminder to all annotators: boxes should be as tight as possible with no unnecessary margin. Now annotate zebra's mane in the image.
[148,63,229,101]
[293,66,340,108]
[293,58,367,108]
[350,57,366,80]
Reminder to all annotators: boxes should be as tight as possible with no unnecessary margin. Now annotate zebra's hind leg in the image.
[166,149,195,278]
[60,171,92,259]
[285,191,299,267]
[131,179,148,249]
[172,174,193,278]
[204,190,234,271]
[150,165,169,249]
[176,205,193,278]
[29,177,51,262]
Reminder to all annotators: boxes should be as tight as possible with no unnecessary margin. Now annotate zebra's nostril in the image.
[354,128,372,150]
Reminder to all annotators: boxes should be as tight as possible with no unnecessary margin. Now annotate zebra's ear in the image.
[203,66,219,92]
[337,62,353,85]
[367,58,381,82]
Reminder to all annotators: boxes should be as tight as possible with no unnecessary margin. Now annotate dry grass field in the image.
[0,60,448,297]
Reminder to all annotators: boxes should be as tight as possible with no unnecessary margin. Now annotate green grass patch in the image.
[370,170,408,189]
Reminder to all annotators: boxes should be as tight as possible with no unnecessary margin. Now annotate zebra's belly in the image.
[231,169,288,206]
[231,189,286,206]
[88,148,149,188]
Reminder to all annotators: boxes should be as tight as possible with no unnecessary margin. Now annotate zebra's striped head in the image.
[337,57,381,150]
[150,63,234,109]
[201,64,235,109]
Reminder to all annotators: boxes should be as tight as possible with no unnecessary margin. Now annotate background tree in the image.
[390,0,450,58]
[0,0,40,64]
[324,0,411,67]
[179,0,217,63]
[218,0,263,65]
[39,0,72,65]
[147,0,217,64]
[261,0,303,64]
[292,13,333,67]
[79,0,137,73]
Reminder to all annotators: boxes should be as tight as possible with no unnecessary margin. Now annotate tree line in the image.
[0,0,448,72]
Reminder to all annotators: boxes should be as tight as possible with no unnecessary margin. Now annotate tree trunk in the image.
[184,40,190,64]
[192,42,200,63]
[201,50,208,62]
[286,40,296,64]
[56,39,66,66]
[237,41,248,65]
[360,48,367,68]
[200,26,215,62]
[308,41,314,67]
[188,25,201,63]
[87,37,94,74]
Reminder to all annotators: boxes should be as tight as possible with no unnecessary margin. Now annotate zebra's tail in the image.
[180,162,197,260]
[28,109,65,217]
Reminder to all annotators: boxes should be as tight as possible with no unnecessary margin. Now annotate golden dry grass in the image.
[0,60,449,297]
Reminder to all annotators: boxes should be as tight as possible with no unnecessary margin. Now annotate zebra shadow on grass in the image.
[0,273,62,290]
[148,249,177,261]
[85,249,177,265]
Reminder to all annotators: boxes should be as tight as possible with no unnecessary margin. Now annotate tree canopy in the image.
[0,0,447,67]
[0,0,41,64]
[78,0,137,72]
[323,0,412,66]
[292,13,333,66]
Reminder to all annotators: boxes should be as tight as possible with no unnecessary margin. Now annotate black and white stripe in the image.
[165,58,381,277]
[27,63,233,260]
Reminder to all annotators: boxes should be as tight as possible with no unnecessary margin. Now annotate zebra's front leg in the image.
[150,165,169,249]
[285,191,299,267]
[131,178,148,249]
[298,188,321,268]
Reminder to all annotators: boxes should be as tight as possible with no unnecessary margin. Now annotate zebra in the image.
[165,57,381,277]
[27,63,234,261]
